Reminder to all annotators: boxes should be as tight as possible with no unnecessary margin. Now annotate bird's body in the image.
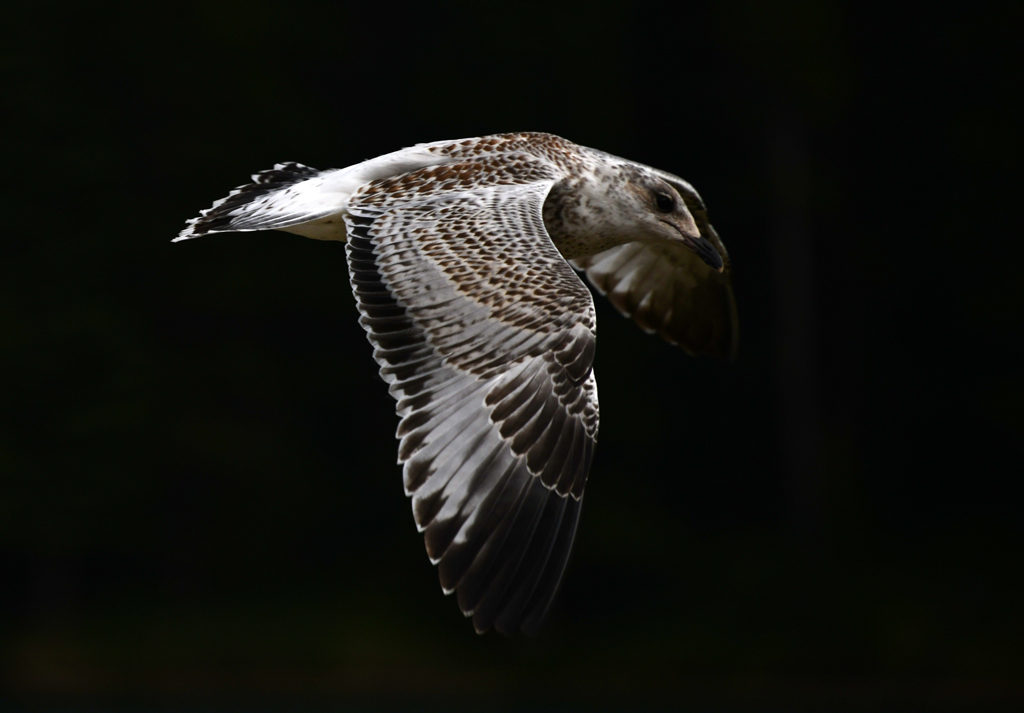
[177,132,736,634]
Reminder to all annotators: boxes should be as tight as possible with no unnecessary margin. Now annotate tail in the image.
[175,143,467,243]
[174,162,347,242]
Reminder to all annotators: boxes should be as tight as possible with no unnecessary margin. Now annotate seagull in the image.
[176,132,737,635]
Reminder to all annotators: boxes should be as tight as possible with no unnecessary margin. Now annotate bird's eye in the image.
[654,190,675,212]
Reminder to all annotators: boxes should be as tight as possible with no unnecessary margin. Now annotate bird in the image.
[175,132,737,635]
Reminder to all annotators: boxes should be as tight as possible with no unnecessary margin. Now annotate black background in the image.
[4,1,1022,710]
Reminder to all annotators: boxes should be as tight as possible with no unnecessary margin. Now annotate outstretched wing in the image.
[345,154,599,634]
[572,169,738,359]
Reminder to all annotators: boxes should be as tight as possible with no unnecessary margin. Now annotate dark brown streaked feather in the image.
[344,154,598,634]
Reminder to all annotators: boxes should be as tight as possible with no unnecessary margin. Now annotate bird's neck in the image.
[542,173,636,261]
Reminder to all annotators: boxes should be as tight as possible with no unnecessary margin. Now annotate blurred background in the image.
[3,0,1022,710]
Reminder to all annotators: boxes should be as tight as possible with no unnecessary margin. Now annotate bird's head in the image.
[615,168,724,272]
[546,161,725,271]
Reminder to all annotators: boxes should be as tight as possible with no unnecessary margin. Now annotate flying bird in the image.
[176,132,737,635]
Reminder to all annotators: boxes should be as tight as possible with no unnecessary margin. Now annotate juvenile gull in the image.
[176,132,737,634]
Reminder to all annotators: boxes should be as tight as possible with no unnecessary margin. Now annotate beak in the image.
[684,233,725,272]
[663,219,724,272]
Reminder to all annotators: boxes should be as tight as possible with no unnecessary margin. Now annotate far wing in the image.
[345,154,599,634]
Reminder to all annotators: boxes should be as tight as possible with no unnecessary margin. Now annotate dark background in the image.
[4,1,1022,710]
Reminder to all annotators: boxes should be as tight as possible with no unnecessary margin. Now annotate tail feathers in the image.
[174,162,340,242]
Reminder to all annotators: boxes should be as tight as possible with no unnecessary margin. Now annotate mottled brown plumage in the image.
[176,132,736,634]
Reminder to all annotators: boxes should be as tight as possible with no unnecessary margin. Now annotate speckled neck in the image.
[542,163,641,261]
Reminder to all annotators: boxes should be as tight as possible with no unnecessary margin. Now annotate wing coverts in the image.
[344,154,599,634]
